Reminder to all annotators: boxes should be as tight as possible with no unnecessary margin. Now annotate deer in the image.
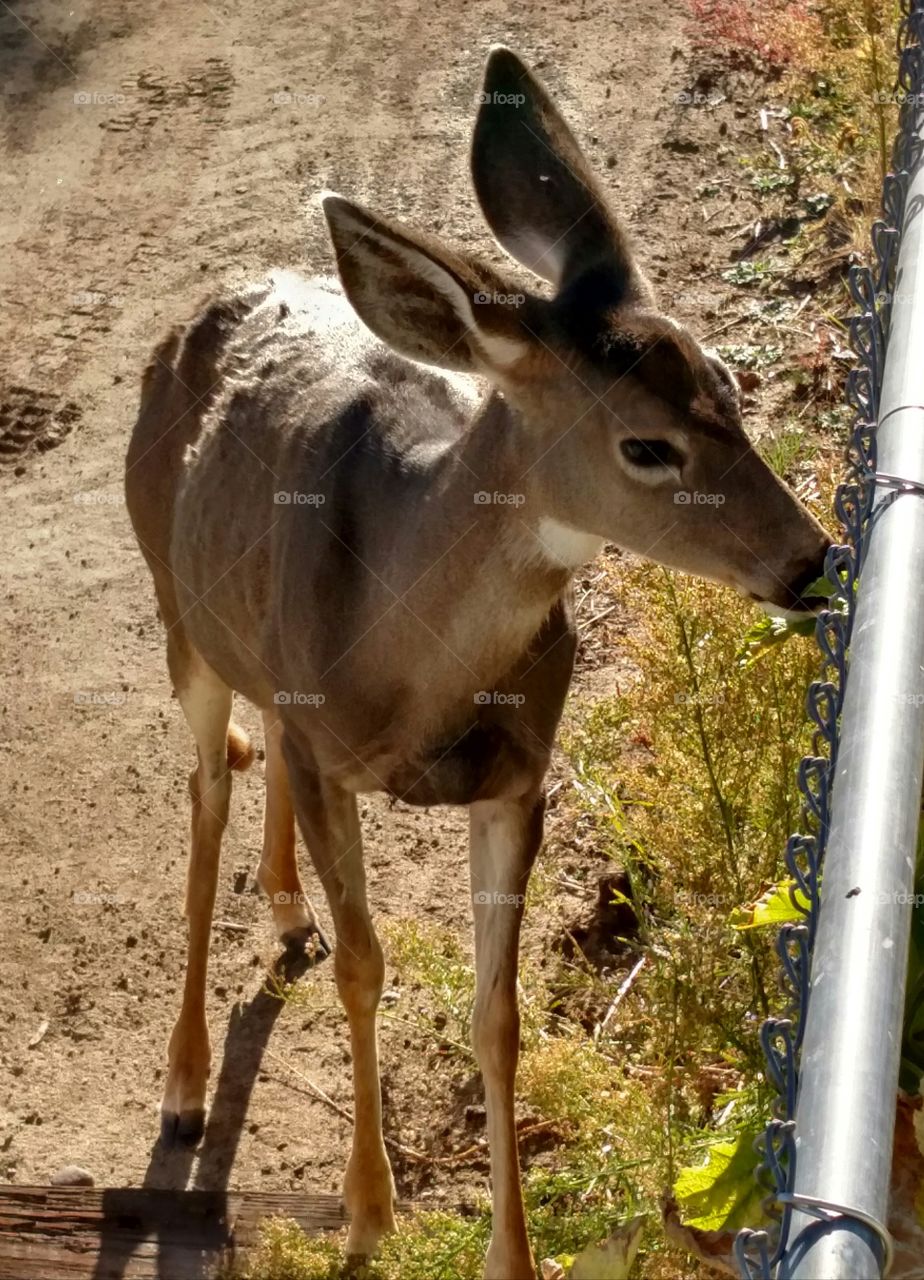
[124,46,831,1280]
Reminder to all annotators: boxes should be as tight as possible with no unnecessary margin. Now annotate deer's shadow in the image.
[91,947,321,1280]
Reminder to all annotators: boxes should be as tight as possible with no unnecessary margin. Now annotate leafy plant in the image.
[750,170,795,194]
[379,918,476,1058]
[685,0,824,69]
[673,1130,767,1231]
[721,261,773,287]
[729,880,810,929]
[231,1212,648,1280]
[229,1212,490,1280]
[760,426,816,480]
[714,342,783,370]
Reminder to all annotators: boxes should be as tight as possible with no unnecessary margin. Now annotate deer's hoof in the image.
[160,1106,205,1148]
[281,923,331,962]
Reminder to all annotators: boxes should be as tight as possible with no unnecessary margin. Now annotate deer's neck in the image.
[409,392,598,690]
[455,389,603,573]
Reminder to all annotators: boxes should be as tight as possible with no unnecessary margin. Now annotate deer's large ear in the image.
[471,47,651,304]
[322,194,530,373]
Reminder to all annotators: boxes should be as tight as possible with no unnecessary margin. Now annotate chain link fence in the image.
[735,4,924,1276]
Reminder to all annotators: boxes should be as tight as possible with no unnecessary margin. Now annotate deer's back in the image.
[127,271,487,707]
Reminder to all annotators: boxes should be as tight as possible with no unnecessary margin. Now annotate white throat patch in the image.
[535,517,605,569]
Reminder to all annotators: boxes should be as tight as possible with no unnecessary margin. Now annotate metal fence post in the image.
[780,96,924,1280]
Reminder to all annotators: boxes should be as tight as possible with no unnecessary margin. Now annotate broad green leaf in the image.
[737,612,815,667]
[568,1217,645,1280]
[800,575,837,598]
[730,881,809,930]
[736,577,839,668]
[673,1131,767,1232]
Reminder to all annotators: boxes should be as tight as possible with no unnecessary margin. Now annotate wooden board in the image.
[0,1185,391,1279]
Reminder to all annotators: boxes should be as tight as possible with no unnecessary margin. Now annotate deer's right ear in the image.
[471,47,651,305]
[322,194,530,373]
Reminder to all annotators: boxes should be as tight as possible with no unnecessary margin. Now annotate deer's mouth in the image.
[751,559,833,617]
[758,597,826,622]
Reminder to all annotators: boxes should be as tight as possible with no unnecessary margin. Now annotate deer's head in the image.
[323,47,831,612]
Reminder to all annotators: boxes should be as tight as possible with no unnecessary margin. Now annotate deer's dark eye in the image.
[620,438,684,470]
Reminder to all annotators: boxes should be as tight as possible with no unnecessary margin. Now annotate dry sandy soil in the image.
[0,0,784,1225]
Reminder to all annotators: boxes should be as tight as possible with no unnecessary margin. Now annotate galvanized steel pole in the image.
[781,105,924,1279]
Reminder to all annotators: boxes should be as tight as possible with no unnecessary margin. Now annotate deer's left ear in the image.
[471,47,652,306]
[322,194,531,373]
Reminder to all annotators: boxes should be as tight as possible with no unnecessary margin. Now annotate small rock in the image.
[52,1165,94,1187]
[28,1019,49,1048]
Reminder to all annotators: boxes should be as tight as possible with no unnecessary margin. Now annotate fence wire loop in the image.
[774,1195,894,1278]
[733,5,924,1275]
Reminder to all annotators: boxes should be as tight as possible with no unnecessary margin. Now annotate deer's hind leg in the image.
[160,631,236,1146]
[257,711,330,958]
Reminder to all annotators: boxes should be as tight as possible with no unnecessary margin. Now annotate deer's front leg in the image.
[469,793,544,1280]
[284,744,396,1259]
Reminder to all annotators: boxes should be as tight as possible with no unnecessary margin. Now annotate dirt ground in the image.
[0,0,786,1220]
